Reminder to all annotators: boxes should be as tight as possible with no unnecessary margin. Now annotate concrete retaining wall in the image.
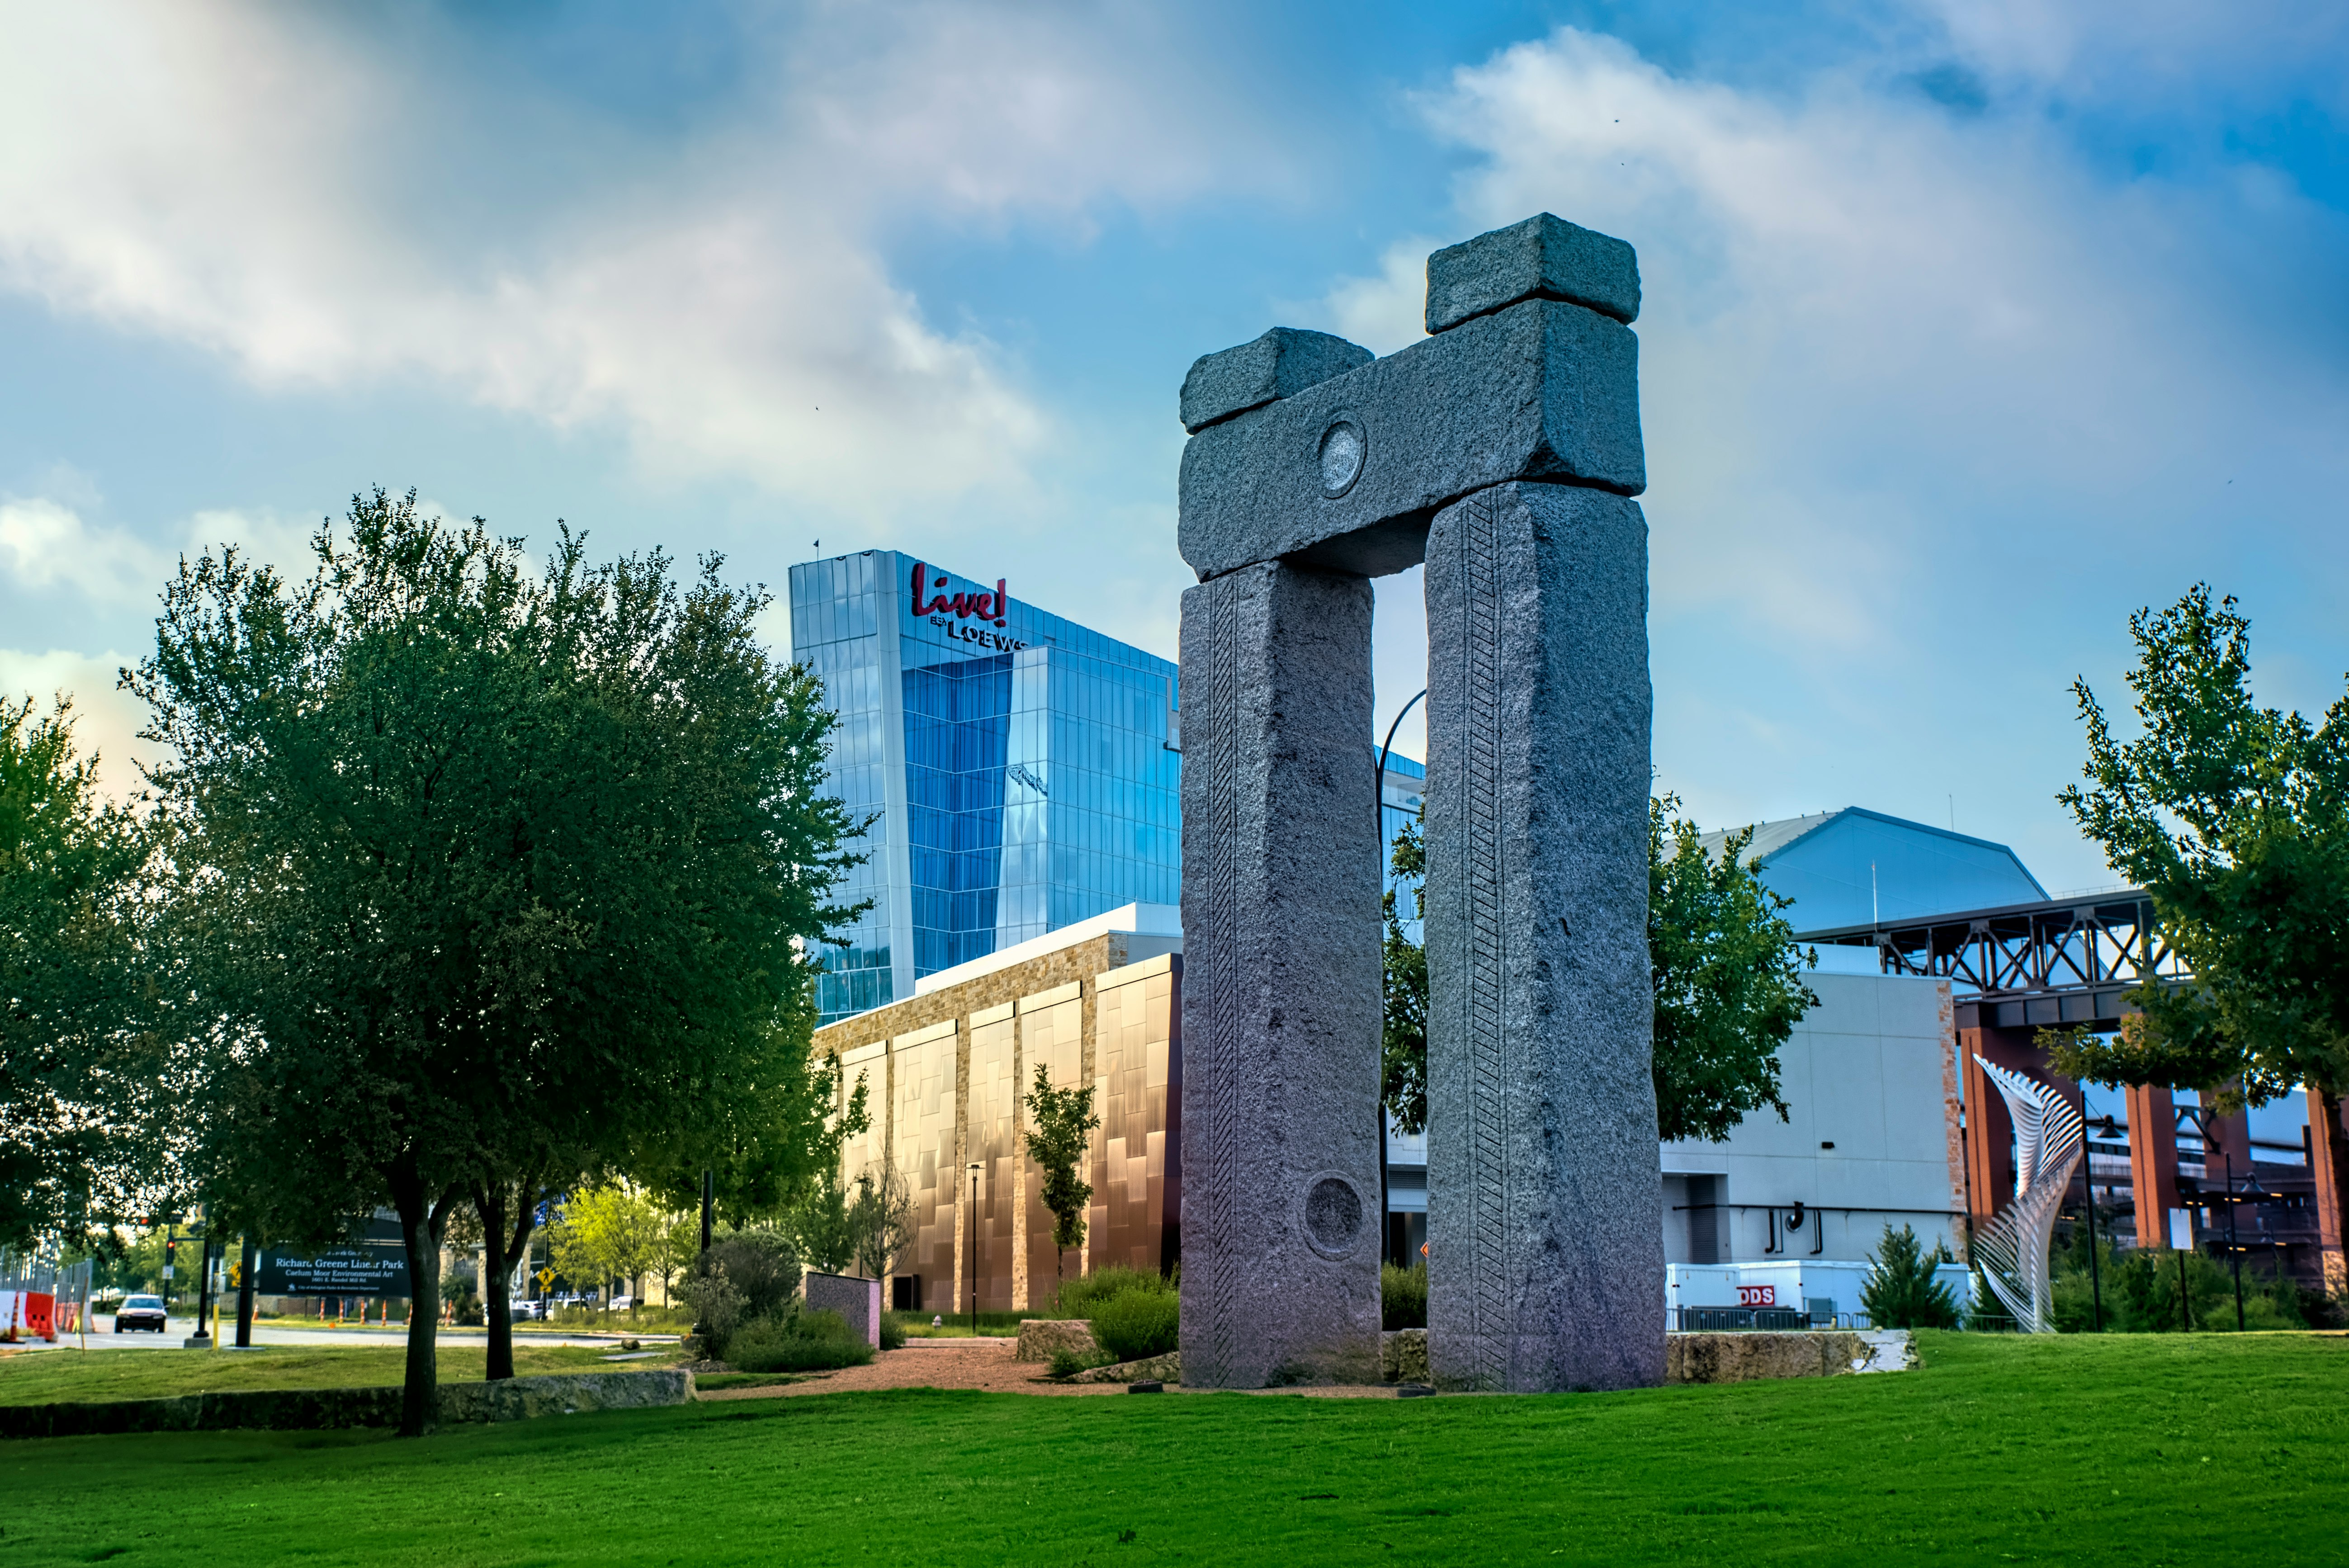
[0,1368,690,1440]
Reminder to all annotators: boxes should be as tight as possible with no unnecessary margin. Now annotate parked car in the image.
[113,1294,167,1333]
[610,1295,634,1313]
[509,1298,546,1322]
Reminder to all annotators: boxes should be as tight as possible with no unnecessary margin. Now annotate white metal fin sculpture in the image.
[1971,1055,2084,1333]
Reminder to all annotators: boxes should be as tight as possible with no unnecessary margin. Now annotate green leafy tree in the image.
[133,488,862,1431]
[2051,585,2349,1115]
[849,1161,917,1283]
[1381,817,1429,1136]
[547,1184,661,1312]
[1860,1223,1959,1329]
[1648,795,1820,1143]
[0,695,172,1250]
[1380,796,1817,1146]
[1023,1065,1100,1285]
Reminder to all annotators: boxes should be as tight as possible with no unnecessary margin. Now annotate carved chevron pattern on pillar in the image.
[1199,580,1241,1387]
[1457,489,1509,1390]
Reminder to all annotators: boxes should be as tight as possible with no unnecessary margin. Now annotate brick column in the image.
[2308,1085,2349,1295]
[2127,1084,2182,1250]
[1176,559,1383,1389]
[1422,481,1662,1393]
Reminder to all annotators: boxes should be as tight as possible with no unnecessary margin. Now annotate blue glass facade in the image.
[790,551,1181,1025]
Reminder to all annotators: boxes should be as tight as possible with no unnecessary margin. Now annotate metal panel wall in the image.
[891,1020,959,1313]
[1019,982,1085,1301]
[968,1003,1019,1313]
[1091,955,1178,1277]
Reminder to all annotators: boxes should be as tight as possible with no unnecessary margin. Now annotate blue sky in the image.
[4,0,2344,894]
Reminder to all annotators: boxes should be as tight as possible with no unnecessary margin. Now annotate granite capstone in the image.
[1179,327,1375,435]
[1424,212,1640,334]
[1177,298,1642,582]
[1177,559,1383,1389]
[1421,482,1664,1393]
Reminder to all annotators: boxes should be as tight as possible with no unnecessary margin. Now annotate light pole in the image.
[1375,689,1427,1268]
[2184,1104,2248,1332]
[967,1163,983,1337]
[2084,1113,2120,1332]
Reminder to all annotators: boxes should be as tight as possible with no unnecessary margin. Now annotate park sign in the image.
[252,1217,413,1296]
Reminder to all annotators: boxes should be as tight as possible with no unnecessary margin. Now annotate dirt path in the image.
[692,1340,1410,1402]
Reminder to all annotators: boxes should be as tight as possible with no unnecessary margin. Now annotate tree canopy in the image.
[2051,585,2349,1104]
[131,488,861,1430]
[1379,794,1818,1146]
[0,696,170,1250]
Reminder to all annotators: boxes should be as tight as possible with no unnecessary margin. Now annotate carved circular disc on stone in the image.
[1318,419,1366,498]
[1301,1173,1366,1259]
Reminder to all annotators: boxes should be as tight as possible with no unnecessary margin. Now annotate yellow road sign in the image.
[536,1268,555,1286]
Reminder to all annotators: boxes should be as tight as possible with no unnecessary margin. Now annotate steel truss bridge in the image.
[1802,890,2193,1031]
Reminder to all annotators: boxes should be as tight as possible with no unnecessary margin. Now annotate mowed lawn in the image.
[7,1332,2345,1567]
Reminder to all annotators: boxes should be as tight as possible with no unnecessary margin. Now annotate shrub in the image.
[1092,1288,1180,1362]
[1381,1261,1427,1330]
[1048,1348,1091,1379]
[1861,1223,1959,1330]
[728,1309,878,1374]
[1051,1265,1170,1319]
[681,1230,804,1360]
[878,1310,908,1351]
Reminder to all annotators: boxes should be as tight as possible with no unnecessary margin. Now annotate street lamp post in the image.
[1375,689,1427,1268]
[2181,1103,2247,1332]
[967,1164,983,1337]
[2084,1113,2122,1332]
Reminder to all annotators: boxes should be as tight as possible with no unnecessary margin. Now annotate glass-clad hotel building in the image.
[789,552,1182,1025]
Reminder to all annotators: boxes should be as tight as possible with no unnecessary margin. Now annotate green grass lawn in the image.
[0,1343,671,1406]
[6,1332,2344,1566]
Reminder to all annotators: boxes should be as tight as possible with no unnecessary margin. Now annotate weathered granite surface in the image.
[1666,1333,1874,1384]
[1425,212,1640,334]
[1180,328,1373,434]
[0,1369,691,1439]
[1178,559,1383,1389]
[1013,1318,1101,1362]
[1423,482,1663,1393]
[1177,298,1643,581]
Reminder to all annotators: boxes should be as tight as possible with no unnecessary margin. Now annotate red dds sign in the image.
[1736,1285,1775,1307]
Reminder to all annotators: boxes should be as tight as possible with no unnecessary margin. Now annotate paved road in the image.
[18,1320,679,1352]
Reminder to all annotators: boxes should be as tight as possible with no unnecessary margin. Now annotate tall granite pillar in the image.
[1423,481,1663,1392]
[1177,559,1384,1388]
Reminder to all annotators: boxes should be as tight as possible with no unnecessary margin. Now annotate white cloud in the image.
[1317,28,2349,656]
[0,0,1289,515]
[0,648,151,802]
[0,499,168,605]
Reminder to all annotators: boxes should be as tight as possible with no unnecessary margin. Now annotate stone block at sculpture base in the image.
[1422,480,1665,1393]
[1177,559,1384,1389]
[804,1271,883,1348]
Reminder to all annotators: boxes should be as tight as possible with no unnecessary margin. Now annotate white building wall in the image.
[1659,972,1965,1267]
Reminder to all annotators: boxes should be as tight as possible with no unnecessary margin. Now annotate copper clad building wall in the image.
[969,1003,1019,1313]
[1021,982,1086,1301]
[1090,954,1181,1277]
[811,927,1182,1318]
[892,1020,959,1312]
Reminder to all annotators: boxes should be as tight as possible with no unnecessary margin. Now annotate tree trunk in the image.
[474,1175,542,1382]
[389,1165,459,1439]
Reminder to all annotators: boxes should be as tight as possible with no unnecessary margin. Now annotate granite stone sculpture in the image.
[1176,213,1665,1392]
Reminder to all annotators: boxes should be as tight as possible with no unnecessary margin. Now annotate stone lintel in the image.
[1179,328,1374,435]
[1425,213,1640,334]
[1177,298,1642,582]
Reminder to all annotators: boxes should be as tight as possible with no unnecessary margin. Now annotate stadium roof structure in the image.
[1698,807,2048,937]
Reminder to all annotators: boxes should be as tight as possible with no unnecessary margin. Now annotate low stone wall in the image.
[1665,1332,1877,1384]
[1012,1319,1098,1363]
[1380,1329,1430,1384]
[0,1369,691,1440]
[1069,1351,1179,1384]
